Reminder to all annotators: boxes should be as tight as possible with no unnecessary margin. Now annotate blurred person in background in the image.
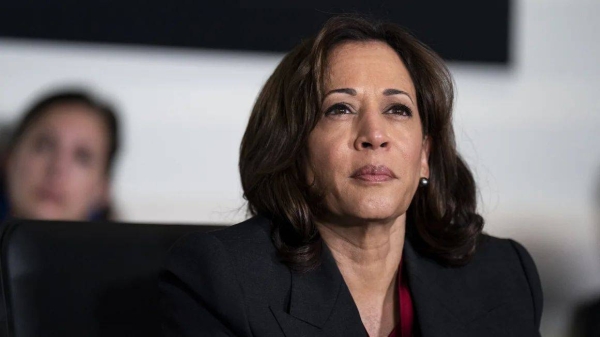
[0,90,120,223]
[570,171,600,337]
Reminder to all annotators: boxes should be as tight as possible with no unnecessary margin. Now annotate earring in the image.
[419,177,429,187]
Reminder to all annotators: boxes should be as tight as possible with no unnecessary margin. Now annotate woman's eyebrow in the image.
[383,88,414,103]
[323,88,414,103]
[324,88,357,98]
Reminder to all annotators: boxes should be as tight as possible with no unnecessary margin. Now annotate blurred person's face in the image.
[6,103,110,221]
[307,41,430,225]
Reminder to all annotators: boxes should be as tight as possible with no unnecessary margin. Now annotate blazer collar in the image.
[288,244,357,328]
[403,239,465,335]
[289,244,366,336]
[280,237,500,336]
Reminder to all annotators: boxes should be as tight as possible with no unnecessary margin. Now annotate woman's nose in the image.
[354,112,390,151]
[46,151,69,177]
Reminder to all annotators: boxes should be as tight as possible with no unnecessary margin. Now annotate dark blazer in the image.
[570,296,600,337]
[160,216,543,337]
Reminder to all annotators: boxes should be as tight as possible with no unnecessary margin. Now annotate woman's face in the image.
[307,41,429,225]
[6,103,110,220]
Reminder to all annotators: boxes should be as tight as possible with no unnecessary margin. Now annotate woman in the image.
[160,16,543,336]
[0,90,120,222]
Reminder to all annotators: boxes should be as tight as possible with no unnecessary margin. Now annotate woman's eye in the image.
[324,103,353,116]
[386,104,413,117]
[33,135,55,153]
[74,148,93,167]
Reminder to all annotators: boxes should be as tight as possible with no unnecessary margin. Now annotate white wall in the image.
[1,0,598,335]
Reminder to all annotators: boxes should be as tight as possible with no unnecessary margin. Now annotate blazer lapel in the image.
[271,244,366,337]
[274,238,502,337]
[403,240,466,336]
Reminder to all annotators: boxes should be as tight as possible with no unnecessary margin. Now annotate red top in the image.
[387,261,414,337]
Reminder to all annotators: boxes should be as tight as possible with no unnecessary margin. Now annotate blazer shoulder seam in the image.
[507,239,541,328]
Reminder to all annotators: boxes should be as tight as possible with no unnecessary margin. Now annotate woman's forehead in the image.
[25,104,109,148]
[323,41,416,98]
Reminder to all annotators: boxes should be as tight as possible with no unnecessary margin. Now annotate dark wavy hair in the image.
[240,15,484,271]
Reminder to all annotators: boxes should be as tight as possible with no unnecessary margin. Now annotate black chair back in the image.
[0,220,224,337]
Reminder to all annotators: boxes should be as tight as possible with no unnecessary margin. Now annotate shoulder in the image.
[473,235,542,292]
[470,235,543,327]
[406,233,543,332]
[160,216,287,336]
[166,215,276,267]
[470,235,542,291]
[164,215,289,301]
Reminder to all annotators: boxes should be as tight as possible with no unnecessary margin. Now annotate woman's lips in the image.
[36,187,65,204]
[350,165,396,182]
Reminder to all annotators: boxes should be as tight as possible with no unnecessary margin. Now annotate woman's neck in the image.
[317,215,406,337]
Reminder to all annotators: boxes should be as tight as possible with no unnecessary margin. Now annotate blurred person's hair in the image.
[7,90,120,175]
[239,15,484,271]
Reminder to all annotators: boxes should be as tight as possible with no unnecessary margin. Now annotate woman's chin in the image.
[23,204,72,221]
[330,203,406,225]
[327,188,411,220]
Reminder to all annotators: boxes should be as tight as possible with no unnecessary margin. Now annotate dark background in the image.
[0,0,510,64]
